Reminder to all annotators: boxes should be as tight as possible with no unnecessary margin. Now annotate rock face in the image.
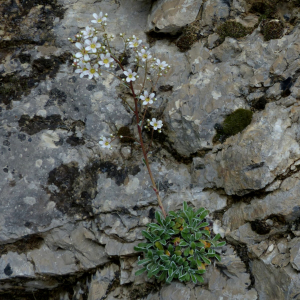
[1,0,300,299]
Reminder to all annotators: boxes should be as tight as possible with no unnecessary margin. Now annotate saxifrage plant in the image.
[69,11,226,285]
[134,202,226,284]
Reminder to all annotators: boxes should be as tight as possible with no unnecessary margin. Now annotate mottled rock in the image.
[27,245,78,275]
[192,103,300,195]
[243,173,300,222]
[202,0,230,28]
[252,260,300,300]
[0,252,34,280]
[290,241,300,271]
[87,264,119,300]
[147,0,202,33]
[272,253,290,268]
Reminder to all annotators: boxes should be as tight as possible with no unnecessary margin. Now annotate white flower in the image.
[91,12,107,24]
[140,91,155,105]
[124,69,137,82]
[156,59,168,70]
[75,61,89,78]
[82,26,95,39]
[85,37,101,53]
[99,137,111,148]
[129,37,142,48]
[75,41,90,61]
[98,53,113,68]
[82,63,99,79]
[150,118,163,130]
[138,49,152,61]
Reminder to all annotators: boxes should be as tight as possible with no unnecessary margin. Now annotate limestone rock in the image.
[192,103,300,195]
[290,241,300,271]
[147,0,202,34]
[201,0,230,28]
[252,260,300,300]
[87,264,119,300]
[27,245,78,275]
[0,252,34,280]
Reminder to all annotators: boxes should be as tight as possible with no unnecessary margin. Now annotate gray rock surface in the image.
[147,0,202,34]
[1,0,300,298]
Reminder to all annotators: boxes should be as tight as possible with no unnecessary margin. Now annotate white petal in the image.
[75,42,83,50]
[93,13,98,19]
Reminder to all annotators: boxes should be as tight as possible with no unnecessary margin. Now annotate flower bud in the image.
[120,33,123,36]
[105,13,108,16]
[120,135,123,138]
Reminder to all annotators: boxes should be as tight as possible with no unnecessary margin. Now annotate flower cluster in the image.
[69,12,169,150]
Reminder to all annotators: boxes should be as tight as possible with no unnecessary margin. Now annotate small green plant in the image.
[134,202,225,284]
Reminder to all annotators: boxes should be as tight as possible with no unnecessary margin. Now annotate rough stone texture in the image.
[192,103,300,195]
[147,0,202,34]
[1,0,300,299]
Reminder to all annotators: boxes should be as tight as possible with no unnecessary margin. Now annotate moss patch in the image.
[175,20,201,52]
[213,108,253,143]
[261,20,284,41]
[216,21,253,43]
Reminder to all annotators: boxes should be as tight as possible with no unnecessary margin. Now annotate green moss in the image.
[216,21,253,43]
[223,109,253,136]
[117,126,133,143]
[261,20,284,41]
[213,109,253,143]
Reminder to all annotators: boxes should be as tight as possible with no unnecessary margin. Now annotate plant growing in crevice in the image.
[69,11,226,284]
[134,202,225,283]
